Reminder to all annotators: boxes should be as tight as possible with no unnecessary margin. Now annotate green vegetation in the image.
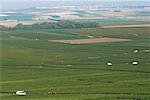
[0,21,99,31]
[69,18,146,23]
[0,26,150,100]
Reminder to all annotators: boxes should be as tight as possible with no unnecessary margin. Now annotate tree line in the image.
[0,21,99,30]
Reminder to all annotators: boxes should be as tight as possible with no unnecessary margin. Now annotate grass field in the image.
[0,26,150,100]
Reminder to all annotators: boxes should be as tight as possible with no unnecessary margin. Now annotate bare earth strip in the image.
[48,38,130,44]
[101,24,150,28]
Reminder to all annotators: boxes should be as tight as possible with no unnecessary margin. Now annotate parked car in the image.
[16,91,27,96]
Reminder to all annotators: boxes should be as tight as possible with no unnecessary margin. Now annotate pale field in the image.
[48,37,130,44]
[101,24,150,28]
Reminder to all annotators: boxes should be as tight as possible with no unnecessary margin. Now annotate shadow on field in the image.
[52,66,150,74]
[1,64,150,74]
[1,91,150,96]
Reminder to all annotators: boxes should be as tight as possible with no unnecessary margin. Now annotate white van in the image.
[132,61,139,65]
[107,62,112,66]
[16,91,27,96]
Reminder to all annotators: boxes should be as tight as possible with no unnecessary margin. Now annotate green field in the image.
[0,27,150,100]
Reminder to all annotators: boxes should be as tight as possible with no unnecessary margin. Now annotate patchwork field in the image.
[0,26,150,100]
[48,38,129,44]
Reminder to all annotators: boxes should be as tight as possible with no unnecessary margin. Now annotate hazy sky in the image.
[0,0,149,10]
[0,0,149,1]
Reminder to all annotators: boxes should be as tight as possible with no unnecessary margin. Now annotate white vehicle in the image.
[134,49,139,53]
[132,61,139,65]
[107,62,112,66]
[16,91,27,96]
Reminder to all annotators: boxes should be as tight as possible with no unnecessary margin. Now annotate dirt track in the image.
[48,38,130,44]
[102,24,150,28]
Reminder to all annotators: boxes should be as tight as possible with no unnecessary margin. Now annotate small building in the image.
[35,38,38,40]
[132,61,139,65]
[16,91,27,96]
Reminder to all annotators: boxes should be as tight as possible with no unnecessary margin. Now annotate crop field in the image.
[48,38,129,44]
[0,26,150,100]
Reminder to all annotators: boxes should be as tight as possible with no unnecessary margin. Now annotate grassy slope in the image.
[0,27,150,100]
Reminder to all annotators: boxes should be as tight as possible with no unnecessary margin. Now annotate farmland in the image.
[0,0,150,99]
[0,25,150,100]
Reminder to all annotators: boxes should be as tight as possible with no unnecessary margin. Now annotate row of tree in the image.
[0,21,99,30]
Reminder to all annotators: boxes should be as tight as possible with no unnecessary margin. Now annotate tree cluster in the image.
[0,21,99,31]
